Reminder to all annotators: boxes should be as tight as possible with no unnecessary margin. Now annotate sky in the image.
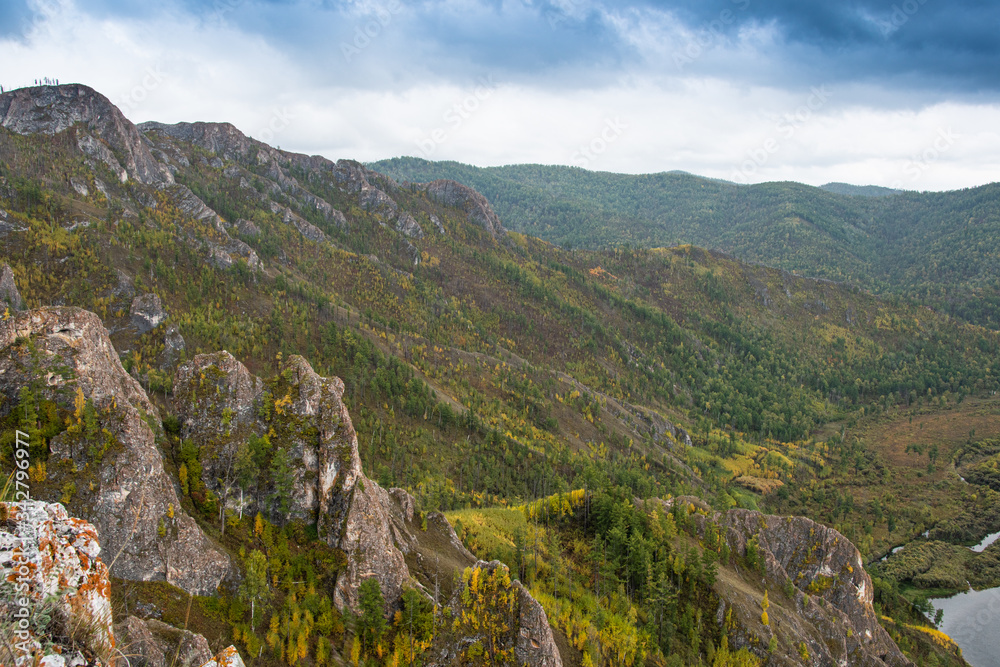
[1,0,999,190]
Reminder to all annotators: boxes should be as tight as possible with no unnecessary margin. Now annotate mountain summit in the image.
[0,84,171,185]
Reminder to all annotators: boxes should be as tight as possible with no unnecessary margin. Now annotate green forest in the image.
[1,114,996,666]
[371,157,1000,329]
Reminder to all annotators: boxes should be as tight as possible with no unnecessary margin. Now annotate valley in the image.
[0,84,997,667]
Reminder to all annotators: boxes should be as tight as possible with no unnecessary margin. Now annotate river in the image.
[930,583,1000,667]
[972,530,1000,553]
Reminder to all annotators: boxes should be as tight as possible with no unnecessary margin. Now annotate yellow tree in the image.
[459,565,517,666]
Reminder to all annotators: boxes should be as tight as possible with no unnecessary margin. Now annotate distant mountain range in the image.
[371,157,1000,328]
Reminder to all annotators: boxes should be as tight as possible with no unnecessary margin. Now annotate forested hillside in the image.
[371,158,1000,329]
[1,85,995,667]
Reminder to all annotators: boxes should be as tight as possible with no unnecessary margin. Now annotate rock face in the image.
[162,324,186,367]
[0,501,114,665]
[0,85,170,185]
[395,212,424,238]
[686,501,913,667]
[425,180,506,238]
[115,616,215,667]
[171,352,412,612]
[0,308,230,596]
[142,121,352,232]
[130,293,167,333]
[0,262,23,311]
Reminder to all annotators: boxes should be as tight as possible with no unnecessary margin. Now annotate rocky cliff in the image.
[171,351,416,612]
[679,498,913,666]
[0,501,114,666]
[0,308,230,595]
[0,85,171,185]
[0,498,251,667]
[424,179,506,238]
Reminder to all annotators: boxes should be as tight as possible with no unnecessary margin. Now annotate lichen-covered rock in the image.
[0,501,114,665]
[0,308,230,596]
[0,262,23,311]
[0,85,171,185]
[130,293,167,333]
[686,503,914,667]
[199,645,247,667]
[425,180,505,238]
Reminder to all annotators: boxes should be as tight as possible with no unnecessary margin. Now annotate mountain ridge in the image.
[371,156,1000,328]
[0,82,987,667]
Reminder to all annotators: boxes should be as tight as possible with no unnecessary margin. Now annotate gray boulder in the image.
[130,293,167,333]
[0,263,23,311]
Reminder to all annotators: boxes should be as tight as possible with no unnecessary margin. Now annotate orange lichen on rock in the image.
[0,501,115,664]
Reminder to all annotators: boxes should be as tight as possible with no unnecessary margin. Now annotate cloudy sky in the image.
[1,0,998,190]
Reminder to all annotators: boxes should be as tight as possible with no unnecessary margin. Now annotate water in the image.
[971,531,1000,553]
[929,586,1000,667]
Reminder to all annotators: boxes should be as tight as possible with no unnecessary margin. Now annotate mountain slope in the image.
[371,157,1000,328]
[0,83,989,667]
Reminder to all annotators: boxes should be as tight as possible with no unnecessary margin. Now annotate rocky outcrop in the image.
[430,213,446,234]
[425,180,505,238]
[164,185,262,271]
[0,85,170,185]
[115,616,214,667]
[171,352,412,613]
[333,160,399,220]
[130,293,167,333]
[162,324,186,365]
[142,122,347,230]
[684,501,913,667]
[269,202,327,243]
[0,308,230,596]
[235,219,260,237]
[139,121,256,163]
[395,212,424,238]
[0,262,23,311]
[0,501,114,666]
